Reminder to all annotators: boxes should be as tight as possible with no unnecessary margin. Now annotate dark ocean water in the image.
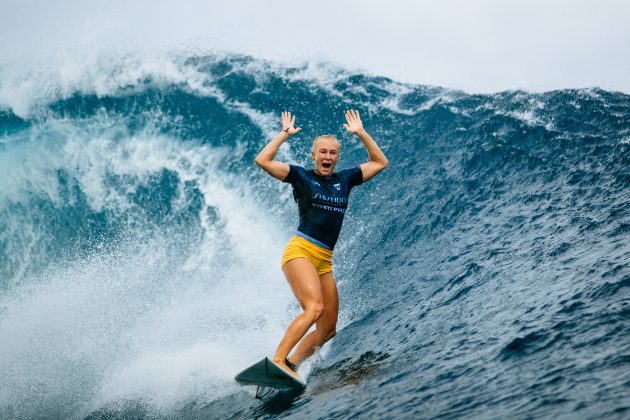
[0,53,629,419]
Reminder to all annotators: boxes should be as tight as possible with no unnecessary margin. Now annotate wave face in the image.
[0,53,629,419]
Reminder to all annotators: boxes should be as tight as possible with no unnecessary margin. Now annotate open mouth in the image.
[322,162,332,169]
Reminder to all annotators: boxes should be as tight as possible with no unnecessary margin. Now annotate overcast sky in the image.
[1,0,629,93]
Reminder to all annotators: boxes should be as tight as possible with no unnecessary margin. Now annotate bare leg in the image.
[272,258,324,378]
[288,272,338,366]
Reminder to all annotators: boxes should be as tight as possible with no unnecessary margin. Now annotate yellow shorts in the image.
[281,235,333,276]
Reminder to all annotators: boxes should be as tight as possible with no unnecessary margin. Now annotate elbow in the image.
[254,157,263,167]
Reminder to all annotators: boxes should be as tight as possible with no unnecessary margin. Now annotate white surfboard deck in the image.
[235,357,306,390]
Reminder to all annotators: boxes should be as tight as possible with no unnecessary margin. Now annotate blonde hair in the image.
[311,135,341,153]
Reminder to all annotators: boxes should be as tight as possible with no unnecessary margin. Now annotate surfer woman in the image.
[255,110,388,379]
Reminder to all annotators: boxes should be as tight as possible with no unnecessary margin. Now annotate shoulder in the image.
[283,164,308,183]
[338,166,361,177]
[337,166,363,186]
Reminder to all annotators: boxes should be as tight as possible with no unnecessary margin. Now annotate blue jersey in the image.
[283,165,363,250]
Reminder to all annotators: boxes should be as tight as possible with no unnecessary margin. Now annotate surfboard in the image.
[235,357,306,390]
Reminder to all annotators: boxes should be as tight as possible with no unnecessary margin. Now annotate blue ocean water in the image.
[0,53,628,419]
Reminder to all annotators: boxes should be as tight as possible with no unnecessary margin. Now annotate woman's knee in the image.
[305,302,325,321]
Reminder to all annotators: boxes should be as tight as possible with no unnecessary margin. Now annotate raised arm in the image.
[343,110,388,182]
[254,111,301,181]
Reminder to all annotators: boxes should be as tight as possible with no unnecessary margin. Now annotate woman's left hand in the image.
[343,109,364,134]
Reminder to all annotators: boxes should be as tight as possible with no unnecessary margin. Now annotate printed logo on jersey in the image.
[311,193,347,204]
[333,183,341,191]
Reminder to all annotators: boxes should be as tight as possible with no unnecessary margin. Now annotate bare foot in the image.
[272,358,303,381]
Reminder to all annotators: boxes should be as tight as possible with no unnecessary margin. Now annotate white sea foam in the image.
[0,113,297,417]
[0,46,435,122]
[0,49,224,118]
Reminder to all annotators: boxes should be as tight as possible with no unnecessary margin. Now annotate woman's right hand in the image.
[282,111,302,136]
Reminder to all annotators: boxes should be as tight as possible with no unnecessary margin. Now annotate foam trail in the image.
[0,113,294,418]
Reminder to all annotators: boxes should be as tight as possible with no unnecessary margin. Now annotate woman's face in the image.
[312,138,340,177]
